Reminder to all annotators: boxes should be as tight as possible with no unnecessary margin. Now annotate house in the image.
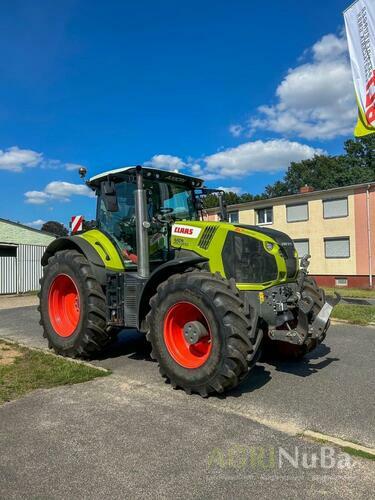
[0,219,55,294]
[206,182,375,288]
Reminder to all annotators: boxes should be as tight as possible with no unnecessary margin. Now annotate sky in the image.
[0,0,357,228]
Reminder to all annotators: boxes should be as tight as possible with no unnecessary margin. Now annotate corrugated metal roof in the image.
[0,218,56,237]
[0,219,56,246]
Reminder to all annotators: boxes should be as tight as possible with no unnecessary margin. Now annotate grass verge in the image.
[323,287,375,299]
[0,340,109,405]
[302,430,375,461]
[341,447,375,461]
[331,304,375,325]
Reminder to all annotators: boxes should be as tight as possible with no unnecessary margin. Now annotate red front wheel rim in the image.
[48,274,80,337]
[164,302,212,369]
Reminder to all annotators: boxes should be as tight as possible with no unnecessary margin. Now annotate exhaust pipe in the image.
[135,166,150,278]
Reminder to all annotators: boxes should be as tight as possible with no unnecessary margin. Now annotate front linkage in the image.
[243,255,340,354]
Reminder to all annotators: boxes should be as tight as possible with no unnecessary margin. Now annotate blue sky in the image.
[0,0,356,228]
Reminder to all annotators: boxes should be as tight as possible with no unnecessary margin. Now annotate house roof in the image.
[207,181,375,213]
[0,218,56,238]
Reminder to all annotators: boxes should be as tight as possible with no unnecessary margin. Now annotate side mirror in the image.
[101,181,118,212]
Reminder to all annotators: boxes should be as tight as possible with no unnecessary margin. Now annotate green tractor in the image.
[39,166,338,396]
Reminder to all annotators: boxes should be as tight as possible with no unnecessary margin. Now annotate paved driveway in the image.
[0,305,374,498]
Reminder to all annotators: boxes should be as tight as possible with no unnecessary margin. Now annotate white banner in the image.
[344,0,375,136]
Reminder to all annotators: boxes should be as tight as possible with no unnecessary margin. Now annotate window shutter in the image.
[287,204,308,222]
[325,238,350,258]
[323,198,348,218]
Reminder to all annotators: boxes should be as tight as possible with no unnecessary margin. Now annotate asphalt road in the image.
[0,306,375,498]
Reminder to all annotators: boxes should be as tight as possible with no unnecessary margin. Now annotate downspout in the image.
[366,184,372,288]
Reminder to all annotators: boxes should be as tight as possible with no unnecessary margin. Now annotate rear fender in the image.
[41,236,108,285]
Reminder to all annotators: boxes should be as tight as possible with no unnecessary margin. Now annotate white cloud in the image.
[24,219,46,229]
[0,147,42,172]
[0,145,89,174]
[245,32,357,140]
[45,181,94,199]
[25,181,94,205]
[202,139,324,178]
[145,154,186,172]
[24,191,51,205]
[217,186,242,194]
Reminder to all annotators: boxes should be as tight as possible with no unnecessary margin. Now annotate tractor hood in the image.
[235,224,295,249]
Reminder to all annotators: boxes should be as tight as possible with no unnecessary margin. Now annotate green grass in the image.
[341,446,375,461]
[303,432,375,461]
[323,287,375,299]
[0,341,109,404]
[331,304,375,325]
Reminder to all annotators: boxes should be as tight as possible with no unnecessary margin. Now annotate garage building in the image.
[0,219,55,294]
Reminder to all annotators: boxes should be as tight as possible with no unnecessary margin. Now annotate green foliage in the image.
[265,136,375,199]
[202,191,263,209]
[41,220,69,237]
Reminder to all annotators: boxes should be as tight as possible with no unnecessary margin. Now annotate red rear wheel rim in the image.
[48,274,80,337]
[164,302,212,369]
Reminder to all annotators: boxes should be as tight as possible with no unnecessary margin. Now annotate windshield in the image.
[146,181,198,221]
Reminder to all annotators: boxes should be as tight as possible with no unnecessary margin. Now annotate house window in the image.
[257,207,273,225]
[228,211,239,224]
[324,237,350,258]
[323,198,348,219]
[286,203,308,222]
[335,277,348,287]
[293,239,309,258]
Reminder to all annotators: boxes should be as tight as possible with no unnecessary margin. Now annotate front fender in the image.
[137,254,208,329]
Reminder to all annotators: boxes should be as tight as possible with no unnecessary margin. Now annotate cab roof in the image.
[88,166,204,189]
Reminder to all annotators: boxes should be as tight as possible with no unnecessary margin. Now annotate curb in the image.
[0,337,110,373]
[302,430,375,459]
[330,318,375,327]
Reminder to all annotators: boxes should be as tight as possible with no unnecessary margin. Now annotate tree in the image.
[203,191,240,209]
[203,136,375,207]
[41,221,69,237]
[265,136,375,198]
[344,135,375,168]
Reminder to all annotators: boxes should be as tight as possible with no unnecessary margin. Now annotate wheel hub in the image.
[183,321,209,345]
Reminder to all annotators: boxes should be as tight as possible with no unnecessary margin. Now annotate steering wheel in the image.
[155,207,175,224]
[159,207,174,215]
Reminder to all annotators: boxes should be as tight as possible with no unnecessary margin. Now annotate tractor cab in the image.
[87,166,204,270]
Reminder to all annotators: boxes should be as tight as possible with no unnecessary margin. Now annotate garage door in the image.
[0,246,17,294]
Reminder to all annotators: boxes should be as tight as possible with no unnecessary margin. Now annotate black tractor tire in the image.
[145,271,262,397]
[264,276,327,361]
[38,249,112,358]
